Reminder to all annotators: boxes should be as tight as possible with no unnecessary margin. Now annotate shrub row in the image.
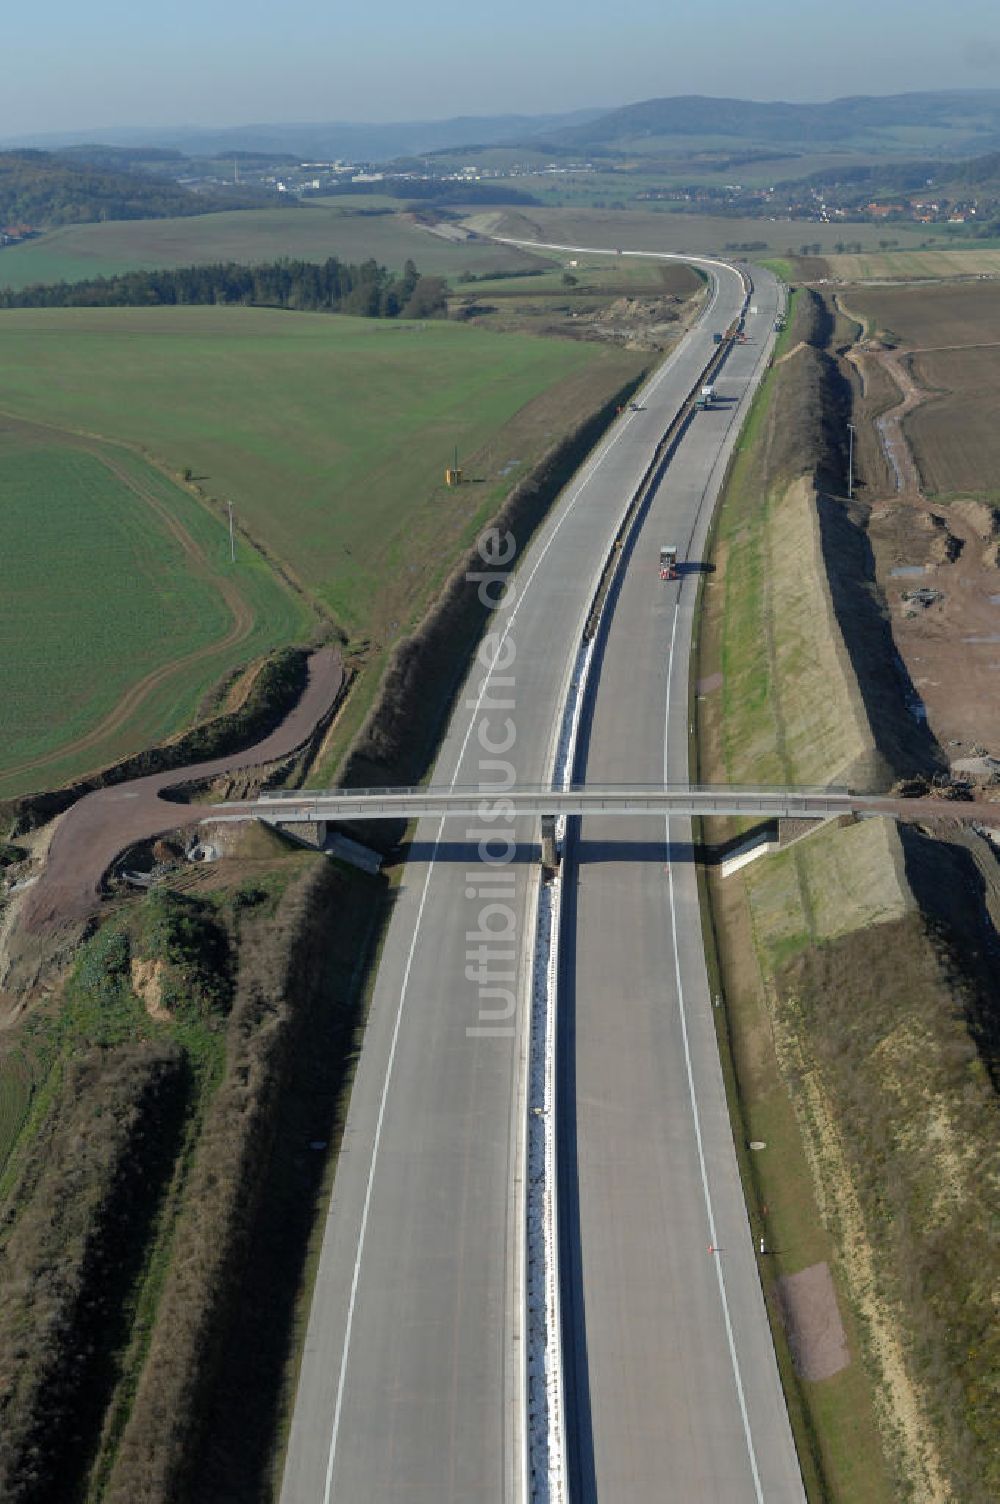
[102,863,351,1503]
[0,1043,188,1502]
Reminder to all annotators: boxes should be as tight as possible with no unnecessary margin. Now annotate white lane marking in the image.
[663,602,765,1503]
[322,823,442,1504]
[318,263,748,1502]
[492,234,741,285]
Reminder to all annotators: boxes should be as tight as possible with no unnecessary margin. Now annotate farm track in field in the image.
[1,440,257,786]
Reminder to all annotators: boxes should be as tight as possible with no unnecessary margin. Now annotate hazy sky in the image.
[6,0,1000,136]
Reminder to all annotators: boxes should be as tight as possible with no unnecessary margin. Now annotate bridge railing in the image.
[255,781,853,801]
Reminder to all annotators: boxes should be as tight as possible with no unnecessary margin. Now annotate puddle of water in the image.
[963,633,1000,644]
[989,593,1000,604]
[891,565,927,577]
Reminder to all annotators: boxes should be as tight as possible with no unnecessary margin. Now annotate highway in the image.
[280,254,801,1502]
[560,272,804,1500]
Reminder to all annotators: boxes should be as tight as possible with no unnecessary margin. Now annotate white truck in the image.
[659,545,678,581]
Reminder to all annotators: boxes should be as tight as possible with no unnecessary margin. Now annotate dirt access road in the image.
[841,319,1000,755]
[20,646,343,933]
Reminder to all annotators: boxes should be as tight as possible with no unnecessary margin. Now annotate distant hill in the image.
[545,90,1000,155]
[0,149,279,228]
[4,110,610,165]
[13,93,1000,178]
[794,146,1000,197]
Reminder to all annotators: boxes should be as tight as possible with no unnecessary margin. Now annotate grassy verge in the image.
[692,289,900,1500]
[758,256,795,282]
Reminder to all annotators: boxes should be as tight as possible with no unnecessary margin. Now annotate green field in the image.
[0,306,643,643]
[0,421,312,795]
[0,306,644,791]
[466,204,968,260]
[0,205,550,290]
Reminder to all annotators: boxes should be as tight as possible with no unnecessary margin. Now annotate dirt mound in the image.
[130,956,170,1021]
[927,529,963,565]
[775,1262,850,1381]
[949,497,999,539]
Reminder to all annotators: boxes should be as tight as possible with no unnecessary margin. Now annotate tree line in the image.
[0,255,449,318]
[0,150,274,228]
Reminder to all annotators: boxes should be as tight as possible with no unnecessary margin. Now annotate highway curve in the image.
[281,252,803,1501]
[21,645,343,932]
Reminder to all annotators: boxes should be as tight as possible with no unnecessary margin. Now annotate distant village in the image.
[3,150,996,249]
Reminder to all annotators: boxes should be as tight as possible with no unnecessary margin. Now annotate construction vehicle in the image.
[696,383,716,410]
[712,331,724,345]
[659,545,678,580]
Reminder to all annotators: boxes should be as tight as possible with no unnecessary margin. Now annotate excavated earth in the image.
[847,336,1000,758]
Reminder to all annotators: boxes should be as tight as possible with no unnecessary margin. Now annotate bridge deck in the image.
[206,785,1000,825]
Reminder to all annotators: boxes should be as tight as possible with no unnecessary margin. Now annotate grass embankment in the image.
[0,421,312,797]
[0,832,381,1502]
[696,285,1000,1500]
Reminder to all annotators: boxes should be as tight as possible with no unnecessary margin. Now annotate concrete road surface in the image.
[280,258,800,1501]
[561,274,804,1500]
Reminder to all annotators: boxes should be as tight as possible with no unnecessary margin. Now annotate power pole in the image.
[227,500,235,563]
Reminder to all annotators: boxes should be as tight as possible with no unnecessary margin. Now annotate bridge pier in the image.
[541,814,559,870]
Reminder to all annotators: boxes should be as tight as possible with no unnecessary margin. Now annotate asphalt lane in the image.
[280,262,757,1503]
[562,274,805,1499]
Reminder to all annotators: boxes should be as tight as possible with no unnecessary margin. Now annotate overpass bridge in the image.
[217,783,854,823]
[206,785,1000,864]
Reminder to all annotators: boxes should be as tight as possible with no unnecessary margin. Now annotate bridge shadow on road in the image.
[398,837,701,866]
